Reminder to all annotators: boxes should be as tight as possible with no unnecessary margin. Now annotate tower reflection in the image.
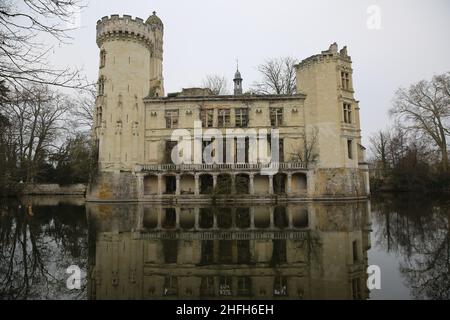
[87,202,371,300]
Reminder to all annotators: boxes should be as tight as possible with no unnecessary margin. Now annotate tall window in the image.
[98,77,106,96]
[97,106,102,127]
[201,109,214,127]
[100,50,106,68]
[270,108,283,127]
[235,108,248,127]
[218,109,230,127]
[347,139,353,159]
[343,103,352,124]
[352,240,359,262]
[341,71,350,90]
[165,109,179,128]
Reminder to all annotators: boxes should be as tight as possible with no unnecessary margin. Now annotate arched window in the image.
[98,76,105,96]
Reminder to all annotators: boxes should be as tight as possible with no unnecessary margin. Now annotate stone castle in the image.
[88,12,370,202]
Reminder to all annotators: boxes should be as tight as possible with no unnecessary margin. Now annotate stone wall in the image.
[21,184,86,196]
[87,171,138,201]
[312,168,368,198]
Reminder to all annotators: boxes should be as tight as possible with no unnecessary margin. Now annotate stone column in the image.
[231,174,236,194]
[194,174,200,195]
[306,170,315,197]
[157,174,163,195]
[175,208,180,229]
[269,207,274,229]
[288,207,293,229]
[136,205,144,231]
[212,174,218,189]
[157,207,162,229]
[287,173,292,195]
[250,207,255,229]
[213,211,218,229]
[175,174,181,195]
[268,175,274,194]
[249,173,255,195]
[136,174,144,199]
[194,207,200,230]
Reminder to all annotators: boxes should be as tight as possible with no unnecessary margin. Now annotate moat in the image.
[0,195,448,300]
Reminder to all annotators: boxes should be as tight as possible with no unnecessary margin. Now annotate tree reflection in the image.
[0,199,88,300]
[372,195,450,299]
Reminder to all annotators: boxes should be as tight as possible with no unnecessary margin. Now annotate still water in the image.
[0,195,448,300]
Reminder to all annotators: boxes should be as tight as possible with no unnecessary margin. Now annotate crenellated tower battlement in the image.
[96,14,163,59]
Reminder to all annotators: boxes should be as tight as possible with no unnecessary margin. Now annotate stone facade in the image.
[88,13,369,202]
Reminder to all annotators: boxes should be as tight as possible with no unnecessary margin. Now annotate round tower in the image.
[94,13,164,171]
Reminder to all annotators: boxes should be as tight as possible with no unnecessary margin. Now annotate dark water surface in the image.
[0,195,448,300]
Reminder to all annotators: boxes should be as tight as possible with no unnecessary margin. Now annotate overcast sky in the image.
[51,0,450,145]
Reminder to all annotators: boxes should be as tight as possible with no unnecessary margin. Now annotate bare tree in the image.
[5,86,73,182]
[0,0,88,90]
[202,74,229,95]
[290,127,318,167]
[70,85,95,132]
[252,57,297,95]
[370,129,390,171]
[390,72,450,171]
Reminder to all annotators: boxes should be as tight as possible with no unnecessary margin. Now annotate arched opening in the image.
[143,207,158,229]
[292,173,307,194]
[216,174,232,194]
[180,208,195,229]
[200,174,214,194]
[254,207,270,228]
[144,175,158,195]
[235,174,250,194]
[165,175,176,194]
[254,174,269,194]
[199,208,213,229]
[217,208,232,229]
[162,208,177,229]
[293,208,309,228]
[236,208,250,229]
[273,173,287,194]
[180,174,195,194]
[274,206,288,229]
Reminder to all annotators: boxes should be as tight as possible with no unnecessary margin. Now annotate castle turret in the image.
[295,43,369,197]
[295,43,361,169]
[94,13,164,172]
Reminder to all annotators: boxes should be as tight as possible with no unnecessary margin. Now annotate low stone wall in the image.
[21,184,87,196]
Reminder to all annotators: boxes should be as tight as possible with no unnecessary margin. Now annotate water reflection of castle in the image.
[87,202,371,300]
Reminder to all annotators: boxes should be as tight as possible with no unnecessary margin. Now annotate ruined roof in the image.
[146,11,163,26]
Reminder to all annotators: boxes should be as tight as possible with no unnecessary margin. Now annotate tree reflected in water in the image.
[372,195,450,299]
[0,199,88,300]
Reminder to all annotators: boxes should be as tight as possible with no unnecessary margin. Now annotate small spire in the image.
[233,60,243,95]
[153,11,156,15]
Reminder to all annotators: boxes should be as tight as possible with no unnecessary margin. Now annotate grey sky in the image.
[51,0,450,145]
